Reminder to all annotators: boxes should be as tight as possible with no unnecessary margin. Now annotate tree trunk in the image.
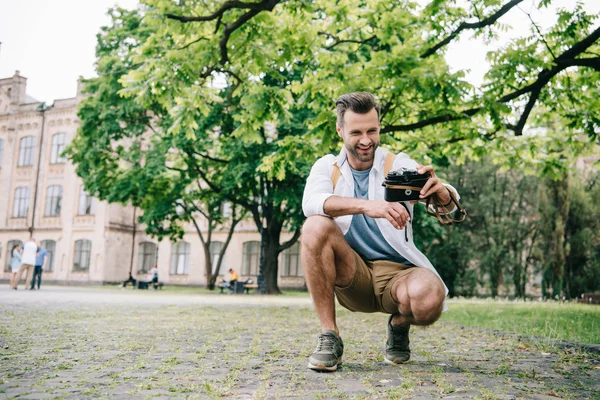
[203,243,214,290]
[259,222,283,294]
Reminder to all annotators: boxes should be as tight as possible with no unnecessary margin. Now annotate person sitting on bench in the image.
[122,272,137,288]
[227,269,238,294]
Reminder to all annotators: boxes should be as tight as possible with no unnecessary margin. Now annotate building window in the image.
[78,186,96,215]
[170,242,190,275]
[5,240,23,272]
[73,239,92,271]
[18,136,35,166]
[50,133,67,164]
[209,241,225,274]
[45,185,63,216]
[138,242,158,273]
[41,240,56,272]
[13,187,30,218]
[242,241,260,276]
[281,242,303,277]
[0,139,4,168]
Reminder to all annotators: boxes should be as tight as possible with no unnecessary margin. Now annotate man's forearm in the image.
[323,196,369,217]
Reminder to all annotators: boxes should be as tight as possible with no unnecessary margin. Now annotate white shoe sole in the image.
[384,356,410,365]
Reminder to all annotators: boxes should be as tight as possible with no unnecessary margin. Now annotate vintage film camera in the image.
[383,168,431,202]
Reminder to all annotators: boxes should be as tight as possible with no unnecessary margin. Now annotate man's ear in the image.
[336,123,342,138]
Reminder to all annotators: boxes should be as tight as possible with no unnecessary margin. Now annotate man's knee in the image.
[301,216,338,250]
[406,272,445,325]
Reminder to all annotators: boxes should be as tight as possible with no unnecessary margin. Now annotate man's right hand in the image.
[364,200,410,230]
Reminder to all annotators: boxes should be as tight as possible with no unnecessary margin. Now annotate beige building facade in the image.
[0,72,305,288]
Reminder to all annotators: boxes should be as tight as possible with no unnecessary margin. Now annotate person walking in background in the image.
[150,265,159,290]
[31,242,48,290]
[9,243,22,290]
[13,238,38,290]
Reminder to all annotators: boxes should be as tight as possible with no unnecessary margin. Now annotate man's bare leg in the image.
[384,268,445,364]
[301,215,357,335]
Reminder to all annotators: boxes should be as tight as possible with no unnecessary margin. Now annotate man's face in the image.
[337,108,380,170]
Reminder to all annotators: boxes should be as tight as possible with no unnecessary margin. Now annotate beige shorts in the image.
[334,250,418,314]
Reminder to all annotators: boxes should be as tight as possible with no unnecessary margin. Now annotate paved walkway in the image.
[0,286,598,399]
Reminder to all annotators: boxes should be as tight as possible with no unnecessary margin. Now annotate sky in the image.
[0,0,598,104]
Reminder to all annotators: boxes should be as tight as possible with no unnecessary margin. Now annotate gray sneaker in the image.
[384,315,410,364]
[308,330,344,372]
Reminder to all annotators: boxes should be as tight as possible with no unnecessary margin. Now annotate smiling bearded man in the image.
[301,92,461,371]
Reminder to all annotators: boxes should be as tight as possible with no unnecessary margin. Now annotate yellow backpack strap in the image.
[330,162,342,191]
[384,152,395,176]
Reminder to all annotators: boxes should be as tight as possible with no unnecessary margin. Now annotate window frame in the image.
[78,186,96,215]
[13,187,30,218]
[17,136,35,167]
[45,185,63,217]
[138,242,158,273]
[73,239,92,271]
[0,139,4,168]
[242,241,260,276]
[50,133,67,164]
[281,241,303,277]
[208,241,225,274]
[170,242,190,275]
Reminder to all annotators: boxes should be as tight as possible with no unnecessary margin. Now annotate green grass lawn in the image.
[442,300,600,345]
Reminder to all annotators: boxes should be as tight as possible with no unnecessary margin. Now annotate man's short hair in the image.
[335,92,380,127]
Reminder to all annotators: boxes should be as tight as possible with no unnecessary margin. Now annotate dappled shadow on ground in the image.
[0,288,598,399]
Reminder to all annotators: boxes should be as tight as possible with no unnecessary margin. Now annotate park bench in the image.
[243,283,259,294]
[219,279,257,294]
[579,293,600,305]
[137,281,164,290]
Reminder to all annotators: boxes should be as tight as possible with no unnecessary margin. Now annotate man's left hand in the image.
[416,165,450,204]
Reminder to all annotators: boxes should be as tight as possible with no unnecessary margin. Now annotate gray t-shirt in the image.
[344,167,412,265]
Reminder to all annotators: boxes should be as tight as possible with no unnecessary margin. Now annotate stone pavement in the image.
[0,286,598,399]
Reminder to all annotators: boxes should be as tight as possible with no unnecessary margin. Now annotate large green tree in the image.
[147,0,599,170]
[65,8,246,289]
[71,1,599,293]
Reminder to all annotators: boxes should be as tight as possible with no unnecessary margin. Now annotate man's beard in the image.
[346,142,377,162]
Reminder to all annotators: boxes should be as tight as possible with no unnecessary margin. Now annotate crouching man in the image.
[301,92,460,371]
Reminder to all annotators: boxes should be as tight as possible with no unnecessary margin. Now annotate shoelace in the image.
[316,334,337,352]
[391,327,409,349]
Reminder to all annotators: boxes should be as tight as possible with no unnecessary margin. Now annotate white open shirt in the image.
[302,147,461,309]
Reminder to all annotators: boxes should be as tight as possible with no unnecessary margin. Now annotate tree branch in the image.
[278,228,301,253]
[384,28,600,135]
[319,33,377,50]
[166,0,281,65]
[421,0,525,58]
[165,0,277,22]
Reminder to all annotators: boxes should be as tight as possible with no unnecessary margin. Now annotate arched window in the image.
[281,242,303,277]
[5,240,23,272]
[18,136,35,166]
[13,187,30,218]
[73,239,92,271]
[138,242,158,273]
[41,240,56,271]
[242,241,260,276]
[170,242,190,275]
[209,241,225,274]
[0,139,4,168]
[50,133,66,164]
[78,186,96,215]
[45,185,63,216]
